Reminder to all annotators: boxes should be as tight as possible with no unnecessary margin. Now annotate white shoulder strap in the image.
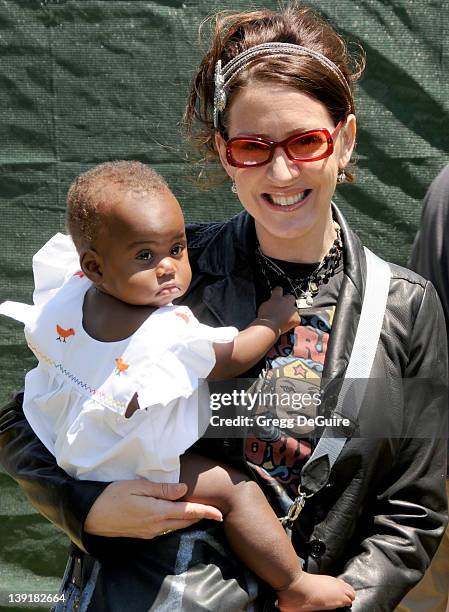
[304,247,391,470]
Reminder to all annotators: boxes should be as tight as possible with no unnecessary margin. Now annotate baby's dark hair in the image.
[66,160,169,252]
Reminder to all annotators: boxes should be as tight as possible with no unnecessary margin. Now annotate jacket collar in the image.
[194,211,257,278]
[332,204,365,298]
[188,212,258,329]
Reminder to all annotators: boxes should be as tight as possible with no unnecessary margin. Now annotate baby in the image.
[0,161,355,611]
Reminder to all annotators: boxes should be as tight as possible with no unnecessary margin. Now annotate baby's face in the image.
[93,186,192,307]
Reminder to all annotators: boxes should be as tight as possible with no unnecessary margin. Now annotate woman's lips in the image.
[262,189,311,211]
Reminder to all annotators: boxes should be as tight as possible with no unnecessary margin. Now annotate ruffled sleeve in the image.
[0,301,35,324]
[0,233,81,325]
[32,233,81,305]
[136,311,238,409]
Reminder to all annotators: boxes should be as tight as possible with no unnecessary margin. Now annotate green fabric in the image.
[0,0,448,604]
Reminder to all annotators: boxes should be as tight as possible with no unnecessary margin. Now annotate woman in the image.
[0,5,447,611]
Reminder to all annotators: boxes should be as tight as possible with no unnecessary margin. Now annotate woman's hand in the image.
[84,480,223,539]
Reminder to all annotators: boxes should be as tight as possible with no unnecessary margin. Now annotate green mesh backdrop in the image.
[0,0,448,607]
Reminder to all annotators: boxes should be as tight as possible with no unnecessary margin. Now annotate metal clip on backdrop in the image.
[280,248,391,525]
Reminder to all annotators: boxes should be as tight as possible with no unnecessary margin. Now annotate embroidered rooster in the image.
[115,357,129,376]
[56,325,75,342]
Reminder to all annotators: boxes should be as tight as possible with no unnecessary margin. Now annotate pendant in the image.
[296,292,314,309]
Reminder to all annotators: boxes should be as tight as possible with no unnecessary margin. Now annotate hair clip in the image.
[213,60,227,128]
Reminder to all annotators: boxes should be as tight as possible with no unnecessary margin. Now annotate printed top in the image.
[0,233,238,483]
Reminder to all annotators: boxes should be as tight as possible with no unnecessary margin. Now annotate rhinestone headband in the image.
[213,42,351,128]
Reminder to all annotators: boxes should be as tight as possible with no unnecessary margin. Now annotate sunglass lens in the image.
[229,140,271,166]
[287,131,329,160]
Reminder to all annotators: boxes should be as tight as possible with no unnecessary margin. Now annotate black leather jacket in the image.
[0,206,447,612]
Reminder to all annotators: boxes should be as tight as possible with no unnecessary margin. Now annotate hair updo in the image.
[184,4,365,182]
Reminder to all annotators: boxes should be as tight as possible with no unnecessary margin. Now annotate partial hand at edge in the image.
[84,479,223,539]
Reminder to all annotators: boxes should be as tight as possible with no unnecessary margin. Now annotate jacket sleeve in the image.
[0,391,109,552]
[409,163,449,332]
[339,281,448,611]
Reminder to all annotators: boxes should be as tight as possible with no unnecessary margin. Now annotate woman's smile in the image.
[262,188,312,210]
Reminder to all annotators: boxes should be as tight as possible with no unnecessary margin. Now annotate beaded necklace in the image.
[256,224,343,309]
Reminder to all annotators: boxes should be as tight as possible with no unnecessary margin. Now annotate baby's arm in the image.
[208,287,299,380]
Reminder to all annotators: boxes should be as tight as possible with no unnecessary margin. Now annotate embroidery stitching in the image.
[28,341,127,410]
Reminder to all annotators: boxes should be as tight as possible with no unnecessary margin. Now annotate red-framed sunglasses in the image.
[225,122,342,168]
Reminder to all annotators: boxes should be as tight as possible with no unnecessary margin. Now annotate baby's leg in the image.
[180,453,355,611]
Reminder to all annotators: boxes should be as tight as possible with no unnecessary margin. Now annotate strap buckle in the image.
[279,485,314,526]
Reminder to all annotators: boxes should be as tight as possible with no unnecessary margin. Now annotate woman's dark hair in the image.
[184,4,365,182]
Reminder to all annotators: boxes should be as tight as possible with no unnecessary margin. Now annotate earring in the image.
[231,181,238,193]
[337,169,346,184]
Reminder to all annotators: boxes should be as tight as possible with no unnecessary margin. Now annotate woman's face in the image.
[215,83,356,248]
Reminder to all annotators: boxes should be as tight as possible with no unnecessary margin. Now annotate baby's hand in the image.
[257,287,300,335]
[277,572,355,611]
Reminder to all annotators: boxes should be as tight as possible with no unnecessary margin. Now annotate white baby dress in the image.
[0,233,238,483]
